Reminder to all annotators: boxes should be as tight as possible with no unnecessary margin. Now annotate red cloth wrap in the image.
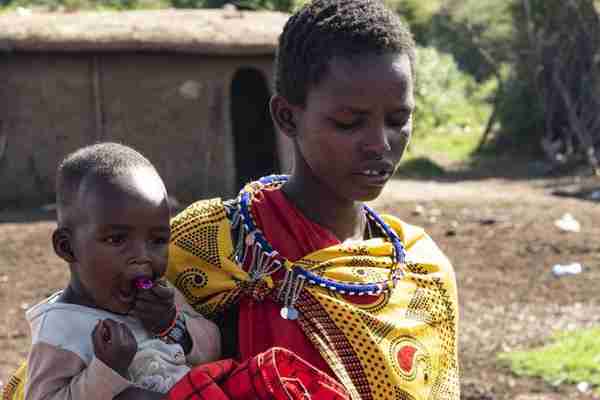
[239,189,340,375]
[167,347,349,400]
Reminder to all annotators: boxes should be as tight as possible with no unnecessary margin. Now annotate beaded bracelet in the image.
[155,307,179,338]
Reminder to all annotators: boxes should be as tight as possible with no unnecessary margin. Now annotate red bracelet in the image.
[156,307,179,338]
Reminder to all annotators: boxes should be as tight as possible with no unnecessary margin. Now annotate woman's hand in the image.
[92,319,137,378]
[130,281,176,336]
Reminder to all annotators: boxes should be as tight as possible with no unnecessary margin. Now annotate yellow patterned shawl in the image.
[166,198,460,400]
[1,363,26,400]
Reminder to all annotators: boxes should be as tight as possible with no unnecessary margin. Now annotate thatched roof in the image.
[0,9,288,55]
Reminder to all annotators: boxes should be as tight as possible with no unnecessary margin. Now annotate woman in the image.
[166,1,460,399]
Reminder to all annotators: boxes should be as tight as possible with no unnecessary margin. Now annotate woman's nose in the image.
[361,124,391,158]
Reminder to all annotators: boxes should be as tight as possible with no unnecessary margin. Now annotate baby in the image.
[24,142,220,400]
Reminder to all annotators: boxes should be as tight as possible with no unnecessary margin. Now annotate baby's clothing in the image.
[24,290,220,400]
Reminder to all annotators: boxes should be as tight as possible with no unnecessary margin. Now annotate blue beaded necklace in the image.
[236,175,407,320]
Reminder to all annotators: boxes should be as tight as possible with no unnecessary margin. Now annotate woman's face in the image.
[281,52,414,203]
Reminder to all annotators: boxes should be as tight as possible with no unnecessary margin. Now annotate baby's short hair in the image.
[275,0,416,106]
[56,142,157,224]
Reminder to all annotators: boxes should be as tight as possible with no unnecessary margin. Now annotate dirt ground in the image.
[1,166,599,399]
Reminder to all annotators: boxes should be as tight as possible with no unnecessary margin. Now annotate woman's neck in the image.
[282,172,366,242]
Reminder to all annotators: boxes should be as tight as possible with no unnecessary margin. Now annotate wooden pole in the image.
[92,55,104,141]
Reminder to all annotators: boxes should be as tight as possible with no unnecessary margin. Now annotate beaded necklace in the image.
[235,175,407,320]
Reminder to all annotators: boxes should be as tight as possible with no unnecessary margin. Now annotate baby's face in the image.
[69,167,171,314]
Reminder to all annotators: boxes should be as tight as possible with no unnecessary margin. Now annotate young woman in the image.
[166,1,460,399]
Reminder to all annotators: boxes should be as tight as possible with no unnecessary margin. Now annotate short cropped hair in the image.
[56,142,157,225]
[275,0,416,106]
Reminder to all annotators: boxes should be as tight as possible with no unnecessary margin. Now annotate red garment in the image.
[238,189,341,376]
[167,347,349,400]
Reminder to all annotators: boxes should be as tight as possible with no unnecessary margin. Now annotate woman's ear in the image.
[270,95,298,138]
[52,228,76,263]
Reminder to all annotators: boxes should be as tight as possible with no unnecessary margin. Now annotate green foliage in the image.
[430,1,514,81]
[387,0,514,81]
[499,328,600,394]
[384,0,443,44]
[414,46,494,139]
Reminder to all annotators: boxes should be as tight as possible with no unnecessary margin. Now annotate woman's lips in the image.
[354,170,392,186]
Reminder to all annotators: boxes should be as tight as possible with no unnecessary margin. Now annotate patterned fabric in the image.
[1,363,26,400]
[167,347,349,400]
[167,195,460,400]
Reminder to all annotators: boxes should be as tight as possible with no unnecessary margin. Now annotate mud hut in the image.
[0,9,293,207]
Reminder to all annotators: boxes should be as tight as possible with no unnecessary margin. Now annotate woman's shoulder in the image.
[171,198,230,230]
[381,213,454,272]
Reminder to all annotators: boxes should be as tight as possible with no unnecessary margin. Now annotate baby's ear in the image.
[52,228,76,263]
[270,95,298,138]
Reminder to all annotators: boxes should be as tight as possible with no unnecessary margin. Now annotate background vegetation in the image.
[499,328,600,395]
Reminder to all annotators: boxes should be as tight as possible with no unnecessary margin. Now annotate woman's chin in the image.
[355,186,385,202]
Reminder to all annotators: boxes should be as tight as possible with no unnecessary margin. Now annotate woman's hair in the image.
[275,0,416,106]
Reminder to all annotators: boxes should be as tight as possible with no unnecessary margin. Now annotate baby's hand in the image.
[92,319,137,378]
[130,281,176,336]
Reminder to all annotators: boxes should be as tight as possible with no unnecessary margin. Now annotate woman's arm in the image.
[173,289,222,365]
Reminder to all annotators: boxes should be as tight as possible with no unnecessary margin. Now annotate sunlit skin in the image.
[271,52,415,241]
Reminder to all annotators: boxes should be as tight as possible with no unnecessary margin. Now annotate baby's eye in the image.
[104,234,126,246]
[151,236,169,246]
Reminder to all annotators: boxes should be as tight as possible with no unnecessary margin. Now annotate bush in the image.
[413,46,494,139]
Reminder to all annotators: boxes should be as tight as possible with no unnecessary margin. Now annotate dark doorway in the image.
[230,68,278,189]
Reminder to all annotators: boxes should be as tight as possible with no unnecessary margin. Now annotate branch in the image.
[553,67,600,172]
[0,121,6,165]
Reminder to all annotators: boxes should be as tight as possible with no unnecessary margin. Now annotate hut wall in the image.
[0,54,96,207]
[0,52,282,207]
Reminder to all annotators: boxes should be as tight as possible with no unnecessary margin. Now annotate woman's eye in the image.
[333,119,360,131]
[387,116,410,128]
[387,119,406,128]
